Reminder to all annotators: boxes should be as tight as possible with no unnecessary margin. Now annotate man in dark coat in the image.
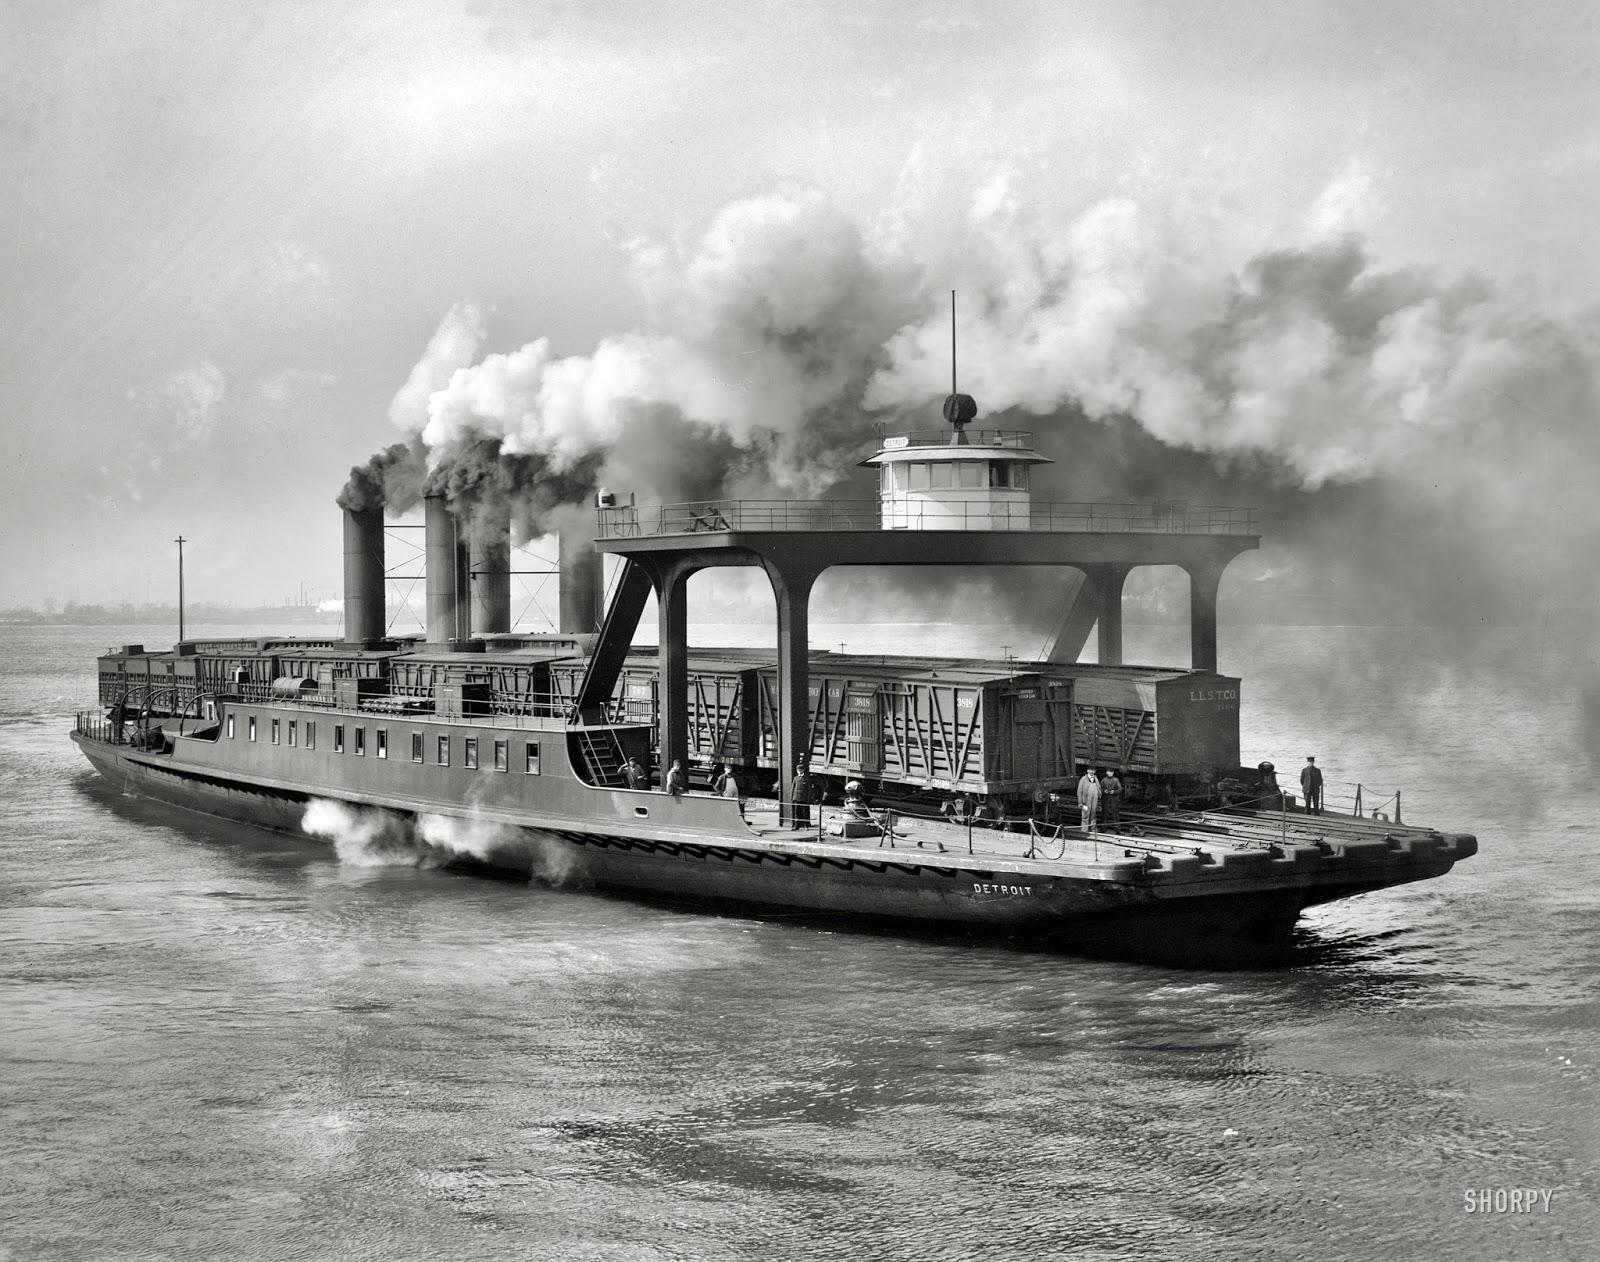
[1100,769,1123,829]
[1300,756,1324,815]
[790,758,818,828]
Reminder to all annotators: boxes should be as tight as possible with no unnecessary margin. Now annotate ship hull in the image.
[72,734,1458,966]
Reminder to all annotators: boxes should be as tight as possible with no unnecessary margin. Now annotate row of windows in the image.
[225,713,540,773]
[883,460,1028,491]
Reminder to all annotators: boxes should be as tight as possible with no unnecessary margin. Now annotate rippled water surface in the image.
[2,622,1596,1261]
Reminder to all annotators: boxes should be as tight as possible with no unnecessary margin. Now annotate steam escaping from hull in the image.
[301,798,438,868]
[300,798,582,883]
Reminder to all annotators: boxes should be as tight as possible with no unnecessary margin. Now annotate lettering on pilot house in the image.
[1188,688,1238,702]
[973,882,1034,896]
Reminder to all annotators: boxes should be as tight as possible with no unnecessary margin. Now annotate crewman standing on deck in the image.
[1100,769,1123,830]
[1301,756,1324,815]
[1076,768,1101,835]
[791,758,818,828]
[664,760,686,796]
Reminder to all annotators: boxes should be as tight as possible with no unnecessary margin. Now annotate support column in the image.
[764,558,821,822]
[655,562,694,779]
[1096,565,1131,667]
[574,560,652,722]
[1188,561,1225,673]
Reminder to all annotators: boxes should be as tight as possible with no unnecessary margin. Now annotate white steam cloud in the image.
[410,190,918,501]
[377,176,1600,623]
[300,797,580,883]
[388,301,489,432]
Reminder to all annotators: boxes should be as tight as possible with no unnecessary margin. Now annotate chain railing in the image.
[597,498,1257,539]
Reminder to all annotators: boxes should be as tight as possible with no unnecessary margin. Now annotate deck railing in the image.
[880,429,1037,449]
[597,499,1257,539]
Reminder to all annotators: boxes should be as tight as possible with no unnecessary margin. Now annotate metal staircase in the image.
[576,727,627,787]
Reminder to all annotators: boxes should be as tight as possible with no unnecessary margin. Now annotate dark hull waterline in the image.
[73,735,1462,968]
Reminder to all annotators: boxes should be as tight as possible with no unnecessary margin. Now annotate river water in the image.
[1,621,1595,1261]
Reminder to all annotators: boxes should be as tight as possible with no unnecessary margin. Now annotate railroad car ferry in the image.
[72,411,1475,964]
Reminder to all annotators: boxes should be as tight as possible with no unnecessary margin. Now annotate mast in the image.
[174,535,187,642]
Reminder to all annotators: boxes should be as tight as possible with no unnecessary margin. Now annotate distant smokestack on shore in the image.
[470,507,511,636]
[425,494,468,645]
[559,531,603,634]
[341,505,385,644]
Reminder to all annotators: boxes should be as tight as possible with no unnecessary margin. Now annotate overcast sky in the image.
[4,0,1598,614]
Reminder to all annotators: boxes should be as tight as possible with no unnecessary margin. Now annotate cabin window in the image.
[525,742,541,775]
[411,732,424,763]
[334,724,345,753]
[248,717,257,742]
[287,720,297,748]
[464,737,478,770]
[959,461,984,488]
[494,739,508,772]
[881,463,899,492]
[988,462,1011,489]
[437,735,450,766]
[305,722,316,750]
[354,727,365,756]
[226,715,235,739]
[270,718,280,745]
[907,461,930,490]
[376,729,387,760]
[1013,464,1029,490]
[930,462,955,489]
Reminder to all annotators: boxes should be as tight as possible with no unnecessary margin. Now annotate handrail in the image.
[878,428,1037,449]
[597,498,1257,539]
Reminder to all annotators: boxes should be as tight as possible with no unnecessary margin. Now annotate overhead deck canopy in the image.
[584,500,1258,820]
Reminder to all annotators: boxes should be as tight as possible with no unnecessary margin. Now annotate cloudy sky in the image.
[4,0,1599,623]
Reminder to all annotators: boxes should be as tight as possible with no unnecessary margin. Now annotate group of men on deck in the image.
[1074,768,1123,835]
[622,750,1328,833]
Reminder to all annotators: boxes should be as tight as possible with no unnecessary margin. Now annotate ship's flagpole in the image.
[951,289,957,396]
[175,535,187,642]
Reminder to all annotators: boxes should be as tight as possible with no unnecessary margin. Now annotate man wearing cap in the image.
[1076,767,1101,835]
[1100,768,1123,830]
[1300,756,1324,815]
[790,758,818,828]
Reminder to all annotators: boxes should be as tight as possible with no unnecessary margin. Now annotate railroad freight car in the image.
[1065,668,1240,776]
[388,650,560,713]
[736,662,1075,799]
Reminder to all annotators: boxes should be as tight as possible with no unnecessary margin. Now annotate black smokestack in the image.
[559,530,603,634]
[425,493,467,645]
[470,506,511,636]
[341,504,386,644]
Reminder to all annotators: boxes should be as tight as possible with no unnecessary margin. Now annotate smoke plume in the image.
[354,179,1600,627]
